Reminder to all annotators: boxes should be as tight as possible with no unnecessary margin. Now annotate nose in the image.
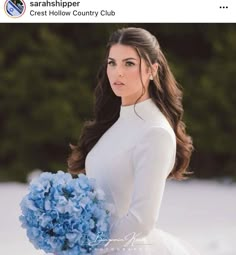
[116,65,124,78]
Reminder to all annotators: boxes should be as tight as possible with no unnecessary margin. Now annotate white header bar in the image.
[0,0,236,23]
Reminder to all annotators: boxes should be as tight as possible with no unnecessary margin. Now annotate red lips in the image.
[113,81,125,86]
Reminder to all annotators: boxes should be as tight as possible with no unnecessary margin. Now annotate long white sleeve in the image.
[98,126,176,253]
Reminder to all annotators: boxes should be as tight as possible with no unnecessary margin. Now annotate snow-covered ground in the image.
[0,178,235,255]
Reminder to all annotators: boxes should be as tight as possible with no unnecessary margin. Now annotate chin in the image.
[112,91,124,97]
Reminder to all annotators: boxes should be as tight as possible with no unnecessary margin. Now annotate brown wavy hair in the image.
[68,27,194,180]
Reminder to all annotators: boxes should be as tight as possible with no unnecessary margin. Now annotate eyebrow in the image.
[108,57,138,61]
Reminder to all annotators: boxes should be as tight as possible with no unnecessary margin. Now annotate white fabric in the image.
[85,98,200,255]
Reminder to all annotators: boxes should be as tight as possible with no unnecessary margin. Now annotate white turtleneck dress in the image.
[85,98,199,255]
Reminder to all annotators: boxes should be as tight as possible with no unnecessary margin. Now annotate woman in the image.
[68,27,199,254]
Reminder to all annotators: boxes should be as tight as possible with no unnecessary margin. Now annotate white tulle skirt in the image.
[95,228,200,255]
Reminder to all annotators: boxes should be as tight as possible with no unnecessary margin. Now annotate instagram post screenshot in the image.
[0,1,236,255]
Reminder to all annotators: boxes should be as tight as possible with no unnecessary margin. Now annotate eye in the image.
[107,60,116,66]
[125,61,135,66]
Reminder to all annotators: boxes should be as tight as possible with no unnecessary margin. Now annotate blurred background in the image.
[0,24,236,255]
[0,23,236,182]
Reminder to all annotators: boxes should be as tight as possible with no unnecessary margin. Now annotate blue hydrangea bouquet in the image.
[19,170,114,255]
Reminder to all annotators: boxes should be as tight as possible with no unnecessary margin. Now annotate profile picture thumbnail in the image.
[5,0,26,18]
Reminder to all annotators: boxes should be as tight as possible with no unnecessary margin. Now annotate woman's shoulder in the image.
[141,121,176,147]
[138,106,176,149]
[144,103,174,131]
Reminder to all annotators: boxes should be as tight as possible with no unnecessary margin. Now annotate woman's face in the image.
[106,44,153,106]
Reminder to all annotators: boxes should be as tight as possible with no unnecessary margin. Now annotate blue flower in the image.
[19,170,113,255]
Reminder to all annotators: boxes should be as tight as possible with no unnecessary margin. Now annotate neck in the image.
[119,98,155,120]
[121,94,150,106]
